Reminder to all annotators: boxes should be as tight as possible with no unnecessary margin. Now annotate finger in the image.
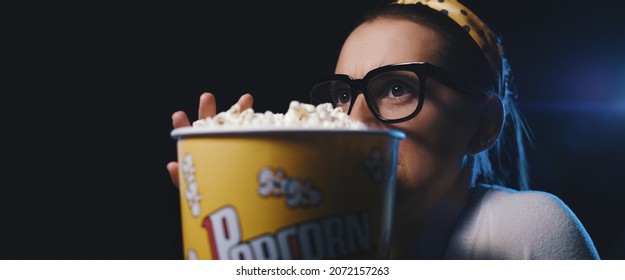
[167,162,180,189]
[237,93,254,111]
[198,92,217,119]
[172,111,191,129]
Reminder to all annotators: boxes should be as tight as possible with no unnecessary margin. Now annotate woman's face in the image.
[335,18,482,193]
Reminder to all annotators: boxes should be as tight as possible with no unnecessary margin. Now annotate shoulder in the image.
[459,184,600,259]
[476,184,569,216]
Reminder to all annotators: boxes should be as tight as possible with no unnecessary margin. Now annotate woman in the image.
[167,0,599,259]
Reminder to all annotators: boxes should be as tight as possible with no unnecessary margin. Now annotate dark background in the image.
[3,0,624,259]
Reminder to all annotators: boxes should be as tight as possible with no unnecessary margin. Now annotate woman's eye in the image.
[390,84,406,97]
[385,82,412,98]
[336,91,351,105]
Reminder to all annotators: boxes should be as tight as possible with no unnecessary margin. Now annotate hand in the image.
[166,92,254,188]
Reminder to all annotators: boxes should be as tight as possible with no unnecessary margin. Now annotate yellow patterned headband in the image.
[395,0,503,93]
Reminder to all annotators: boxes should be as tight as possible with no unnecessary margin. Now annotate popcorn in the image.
[192,101,367,129]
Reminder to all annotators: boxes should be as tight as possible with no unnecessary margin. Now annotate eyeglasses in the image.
[309,62,477,123]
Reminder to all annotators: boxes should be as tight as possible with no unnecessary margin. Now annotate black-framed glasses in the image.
[309,62,477,123]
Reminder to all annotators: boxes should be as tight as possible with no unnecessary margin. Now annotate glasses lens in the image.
[367,70,421,120]
[310,80,352,112]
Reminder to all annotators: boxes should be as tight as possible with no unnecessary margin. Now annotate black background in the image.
[3,0,625,259]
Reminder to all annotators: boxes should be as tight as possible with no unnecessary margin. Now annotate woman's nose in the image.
[348,92,377,125]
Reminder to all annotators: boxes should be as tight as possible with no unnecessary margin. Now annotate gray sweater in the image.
[445,184,600,259]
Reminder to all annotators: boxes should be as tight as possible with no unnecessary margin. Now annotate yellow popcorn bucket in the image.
[171,127,404,259]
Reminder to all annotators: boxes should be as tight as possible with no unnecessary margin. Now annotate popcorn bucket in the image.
[171,127,404,259]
